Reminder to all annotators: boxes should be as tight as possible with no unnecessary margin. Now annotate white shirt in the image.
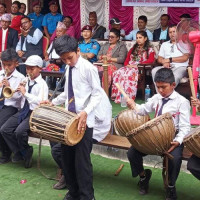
[136,91,191,144]
[93,88,112,142]
[159,41,189,68]
[2,28,8,51]
[0,69,25,109]
[47,43,60,59]
[22,74,49,110]
[52,56,102,128]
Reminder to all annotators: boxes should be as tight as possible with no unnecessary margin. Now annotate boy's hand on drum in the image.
[167,141,180,153]
[127,98,136,110]
[191,96,200,107]
[40,100,54,106]
[77,111,87,134]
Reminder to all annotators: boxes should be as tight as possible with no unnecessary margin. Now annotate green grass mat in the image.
[0,144,199,200]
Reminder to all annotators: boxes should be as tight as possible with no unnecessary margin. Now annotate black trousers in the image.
[0,106,18,155]
[1,111,31,154]
[127,144,184,186]
[61,127,94,200]
[50,142,62,169]
[187,155,200,180]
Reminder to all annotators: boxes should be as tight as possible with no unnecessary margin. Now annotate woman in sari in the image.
[97,28,127,88]
[111,30,155,103]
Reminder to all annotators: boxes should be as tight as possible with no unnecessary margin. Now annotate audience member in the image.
[79,25,100,63]
[89,11,106,39]
[0,48,25,164]
[125,15,153,41]
[0,3,6,26]
[153,14,170,42]
[1,55,48,168]
[104,17,125,40]
[180,13,191,21]
[16,16,43,75]
[28,1,44,31]
[97,28,127,88]
[152,25,189,87]
[112,31,155,103]
[0,14,19,57]
[10,1,24,34]
[19,3,26,15]
[50,15,75,43]
[42,0,63,40]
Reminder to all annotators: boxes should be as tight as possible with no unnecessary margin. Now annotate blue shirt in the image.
[125,29,153,41]
[79,39,100,63]
[42,13,63,34]
[28,12,44,31]
[159,28,168,40]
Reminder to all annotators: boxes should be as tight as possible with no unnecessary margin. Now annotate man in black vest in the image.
[16,16,43,75]
[153,14,170,42]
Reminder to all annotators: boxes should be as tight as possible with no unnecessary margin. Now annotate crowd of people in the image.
[0,0,199,200]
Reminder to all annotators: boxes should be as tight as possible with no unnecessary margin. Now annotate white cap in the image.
[24,55,43,68]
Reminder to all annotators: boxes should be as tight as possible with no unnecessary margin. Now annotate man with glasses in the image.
[152,25,189,87]
[16,16,43,75]
[79,25,100,63]
[0,14,18,57]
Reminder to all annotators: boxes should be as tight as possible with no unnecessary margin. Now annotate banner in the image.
[122,0,200,7]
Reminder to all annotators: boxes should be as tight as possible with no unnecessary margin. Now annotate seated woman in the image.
[97,28,127,88]
[50,16,75,43]
[111,31,155,103]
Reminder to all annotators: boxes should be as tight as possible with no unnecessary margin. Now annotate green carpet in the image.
[0,145,199,200]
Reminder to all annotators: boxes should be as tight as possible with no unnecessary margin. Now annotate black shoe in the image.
[53,175,67,190]
[63,192,79,200]
[138,169,152,195]
[24,146,33,168]
[166,186,177,200]
[12,152,24,163]
[0,154,11,164]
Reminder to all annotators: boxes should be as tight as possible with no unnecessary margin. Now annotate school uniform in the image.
[52,56,102,200]
[127,91,191,186]
[1,74,48,161]
[0,69,24,160]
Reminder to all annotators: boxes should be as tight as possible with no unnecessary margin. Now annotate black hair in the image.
[63,15,73,23]
[154,68,175,84]
[20,3,26,8]
[1,48,19,62]
[54,35,78,55]
[12,1,21,9]
[180,14,191,19]
[138,15,147,23]
[110,28,120,38]
[161,14,170,20]
[0,3,6,9]
[21,16,31,22]
[131,31,151,59]
[168,24,177,31]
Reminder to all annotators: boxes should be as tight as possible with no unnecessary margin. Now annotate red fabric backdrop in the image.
[109,0,133,34]
[61,0,81,38]
[168,7,199,25]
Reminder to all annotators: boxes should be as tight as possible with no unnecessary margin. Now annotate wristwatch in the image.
[169,57,172,63]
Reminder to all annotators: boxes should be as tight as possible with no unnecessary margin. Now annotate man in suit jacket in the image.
[89,11,106,39]
[153,14,170,42]
[0,13,18,57]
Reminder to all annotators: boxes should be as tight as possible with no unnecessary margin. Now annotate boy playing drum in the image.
[127,68,190,200]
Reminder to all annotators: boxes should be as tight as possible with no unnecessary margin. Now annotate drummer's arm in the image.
[51,91,67,106]
[173,100,191,145]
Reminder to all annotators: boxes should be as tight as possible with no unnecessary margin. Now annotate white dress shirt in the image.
[135,91,191,144]
[22,74,49,110]
[2,28,8,51]
[52,56,102,128]
[0,69,25,109]
[93,88,112,142]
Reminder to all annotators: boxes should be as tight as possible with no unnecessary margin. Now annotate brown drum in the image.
[114,109,150,137]
[126,112,175,156]
[29,105,85,146]
[183,126,200,158]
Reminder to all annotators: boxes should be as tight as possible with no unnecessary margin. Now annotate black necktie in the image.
[18,80,37,124]
[157,98,170,116]
[68,66,76,113]
[0,75,13,109]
